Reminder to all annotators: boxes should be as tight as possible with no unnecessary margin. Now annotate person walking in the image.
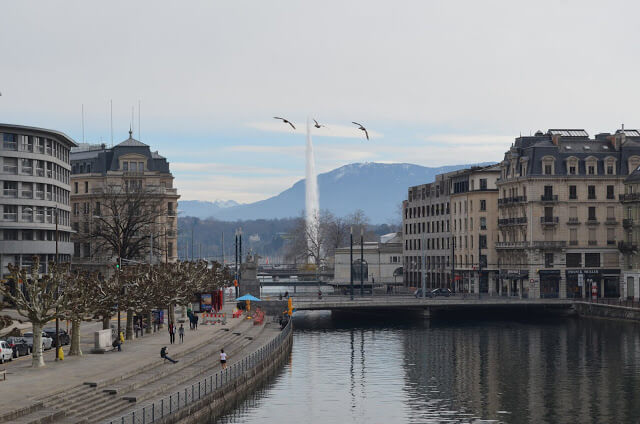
[220,348,227,369]
[160,346,178,364]
[178,324,184,343]
[194,314,199,330]
[168,322,175,344]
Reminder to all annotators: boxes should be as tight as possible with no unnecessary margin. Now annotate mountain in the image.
[190,162,493,224]
[178,200,240,219]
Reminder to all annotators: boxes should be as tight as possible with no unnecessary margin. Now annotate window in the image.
[588,207,596,221]
[480,199,486,211]
[588,228,596,245]
[3,205,17,221]
[588,185,596,199]
[479,235,487,249]
[607,165,614,175]
[607,206,615,219]
[479,179,487,190]
[606,185,614,199]
[569,206,577,219]
[566,253,581,267]
[74,182,78,194]
[569,166,576,175]
[3,157,17,174]
[607,228,615,245]
[84,181,88,193]
[480,217,486,230]
[588,165,595,175]
[123,161,129,171]
[585,253,600,267]
[3,229,18,240]
[479,255,487,267]
[3,181,17,197]
[570,228,578,245]
[545,253,554,268]
[544,164,552,175]
[569,185,577,199]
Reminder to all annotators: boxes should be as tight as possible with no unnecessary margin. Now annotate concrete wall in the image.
[574,301,640,322]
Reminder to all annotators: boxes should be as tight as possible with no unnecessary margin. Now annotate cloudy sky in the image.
[2,1,639,203]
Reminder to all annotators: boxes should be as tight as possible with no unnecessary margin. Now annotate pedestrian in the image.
[134,322,141,338]
[112,338,122,352]
[179,324,184,343]
[220,348,227,369]
[168,322,175,344]
[194,315,199,330]
[284,291,289,299]
[160,346,178,364]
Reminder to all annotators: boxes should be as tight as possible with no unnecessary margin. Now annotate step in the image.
[10,408,65,424]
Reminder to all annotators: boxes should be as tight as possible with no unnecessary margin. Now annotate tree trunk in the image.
[32,322,45,368]
[68,318,82,356]
[181,304,186,319]
[126,309,134,340]
[102,316,110,330]
[168,303,175,326]
[145,311,152,334]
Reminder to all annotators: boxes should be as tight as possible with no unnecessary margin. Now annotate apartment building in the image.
[0,124,76,277]
[402,172,453,289]
[620,168,640,300]
[450,165,500,294]
[496,128,640,299]
[70,131,179,273]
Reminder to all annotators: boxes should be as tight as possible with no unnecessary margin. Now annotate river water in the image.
[217,311,640,424]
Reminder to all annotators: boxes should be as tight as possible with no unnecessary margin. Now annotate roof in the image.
[116,131,149,148]
[0,122,78,147]
[548,129,589,137]
[626,166,640,182]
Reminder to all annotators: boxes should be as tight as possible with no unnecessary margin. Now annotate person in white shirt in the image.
[220,348,227,369]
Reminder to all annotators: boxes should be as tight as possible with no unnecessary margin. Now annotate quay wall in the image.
[574,302,640,322]
[159,323,293,424]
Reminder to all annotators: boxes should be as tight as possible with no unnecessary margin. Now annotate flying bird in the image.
[313,119,324,129]
[273,117,296,130]
[352,122,369,140]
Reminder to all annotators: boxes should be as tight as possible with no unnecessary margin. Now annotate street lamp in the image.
[350,226,354,301]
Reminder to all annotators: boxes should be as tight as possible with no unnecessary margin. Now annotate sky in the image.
[2,1,640,203]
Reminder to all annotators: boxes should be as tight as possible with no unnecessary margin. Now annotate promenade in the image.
[0,303,283,424]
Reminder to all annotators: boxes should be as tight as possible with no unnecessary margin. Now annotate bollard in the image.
[152,403,155,421]
[170,394,173,413]
[161,399,164,418]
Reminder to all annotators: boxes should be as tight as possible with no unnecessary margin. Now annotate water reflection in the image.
[216,312,640,424]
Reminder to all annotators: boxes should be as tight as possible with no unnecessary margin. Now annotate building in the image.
[70,130,179,272]
[450,165,500,294]
[402,172,453,289]
[333,232,403,286]
[0,123,76,277]
[496,128,640,299]
[620,167,640,300]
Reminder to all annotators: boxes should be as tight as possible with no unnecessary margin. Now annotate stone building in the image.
[402,172,454,289]
[450,165,500,294]
[70,131,179,272]
[496,128,640,299]
[620,167,640,300]
[333,232,403,285]
[0,124,76,277]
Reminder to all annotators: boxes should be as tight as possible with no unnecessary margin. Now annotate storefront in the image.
[539,270,560,298]
[499,269,529,297]
[565,269,620,299]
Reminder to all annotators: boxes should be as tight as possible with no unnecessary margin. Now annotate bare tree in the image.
[0,258,70,368]
[75,184,167,263]
[65,271,100,356]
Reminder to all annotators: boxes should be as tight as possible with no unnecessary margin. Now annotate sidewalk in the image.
[0,305,236,413]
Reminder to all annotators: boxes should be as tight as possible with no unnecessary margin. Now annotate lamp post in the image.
[422,232,426,299]
[350,226,354,301]
[360,228,364,297]
[54,206,60,360]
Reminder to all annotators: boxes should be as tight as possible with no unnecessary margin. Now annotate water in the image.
[217,312,640,424]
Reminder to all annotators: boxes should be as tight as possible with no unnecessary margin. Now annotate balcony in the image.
[620,193,640,202]
[588,240,597,246]
[567,217,580,225]
[495,241,530,249]
[540,194,558,203]
[623,219,634,228]
[498,217,527,226]
[3,188,17,197]
[540,216,559,226]
[604,218,618,225]
[531,241,566,250]
[618,241,638,252]
[498,196,527,206]
[586,218,599,225]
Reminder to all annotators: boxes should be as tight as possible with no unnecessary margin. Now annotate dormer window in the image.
[545,164,552,175]
[588,165,595,175]
[542,156,555,175]
[585,157,598,176]
[569,166,576,175]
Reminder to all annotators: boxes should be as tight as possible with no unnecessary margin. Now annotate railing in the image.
[20,190,33,199]
[531,241,566,249]
[567,217,580,225]
[540,194,558,202]
[618,241,638,252]
[3,165,18,174]
[2,141,17,150]
[623,219,634,228]
[605,218,618,225]
[3,188,17,197]
[498,217,527,226]
[498,196,527,205]
[495,241,530,249]
[586,218,599,225]
[540,216,559,225]
[620,193,640,202]
[583,297,640,310]
[107,318,292,424]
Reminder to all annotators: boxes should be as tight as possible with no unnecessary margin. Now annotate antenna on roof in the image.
[138,99,141,141]
[81,104,85,143]
[131,106,134,135]
[622,123,625,131]
[110,99,113,147]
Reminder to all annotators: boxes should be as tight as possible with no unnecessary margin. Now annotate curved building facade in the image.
[0,124,76,277]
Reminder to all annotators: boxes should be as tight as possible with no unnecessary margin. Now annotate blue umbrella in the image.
[236,294,262,302]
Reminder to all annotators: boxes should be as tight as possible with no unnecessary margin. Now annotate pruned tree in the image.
[65,271,100,356]
[75,184,167,263]
[0,258,70,368]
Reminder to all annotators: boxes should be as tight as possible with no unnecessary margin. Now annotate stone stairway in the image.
[3,316,267,424]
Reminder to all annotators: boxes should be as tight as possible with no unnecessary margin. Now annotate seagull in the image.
[273,117,296,130]
[352,122,369,140]
[313,119,324,129]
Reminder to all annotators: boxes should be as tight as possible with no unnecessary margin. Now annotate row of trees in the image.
[0,257,232,368]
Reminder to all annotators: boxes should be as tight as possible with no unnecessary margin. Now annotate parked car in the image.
[0,341,13,364]
[4,337,30,357]
[414,288,453,298]
[22,332,54,351]
[43,328,70,346]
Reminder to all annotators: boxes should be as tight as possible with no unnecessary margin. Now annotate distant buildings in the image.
[402,128,640,300]
[70,130,179,273]
[0,124,76,277]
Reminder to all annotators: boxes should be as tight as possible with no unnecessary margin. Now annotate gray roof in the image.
[625,166,640,182]
[0,123,78,147]
[116,131,148,148]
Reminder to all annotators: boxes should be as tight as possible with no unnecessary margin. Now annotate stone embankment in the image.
[574,301,640,322]
[0,308,292,424]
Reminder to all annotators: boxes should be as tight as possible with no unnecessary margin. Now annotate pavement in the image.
[0,304,236,413]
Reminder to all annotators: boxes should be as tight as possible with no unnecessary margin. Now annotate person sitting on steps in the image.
[161,346,178,364]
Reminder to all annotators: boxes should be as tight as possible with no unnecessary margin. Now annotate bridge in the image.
[259,295,575,318]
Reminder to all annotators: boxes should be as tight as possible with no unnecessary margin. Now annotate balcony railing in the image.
[540,216,559,225]
[604,218,618,225]
[36,169,45,177]
[588,240,598,246]
[567,217,580,225]
[498,196,527,206]
[540,194,558,202]
[498,217,527,226]
[620,193,640,202]
[20,191,33,199]
[20,167,33,175]
[35,191,44,200]
[531,241,566,249]
[3,188,17,197]
[495,241,530,249]
[569,240,578,246]
[3,165,18,174]
[623,219,634,228]
[586,218,599,225]
[618,241,638,252]
[2,141,17,150]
